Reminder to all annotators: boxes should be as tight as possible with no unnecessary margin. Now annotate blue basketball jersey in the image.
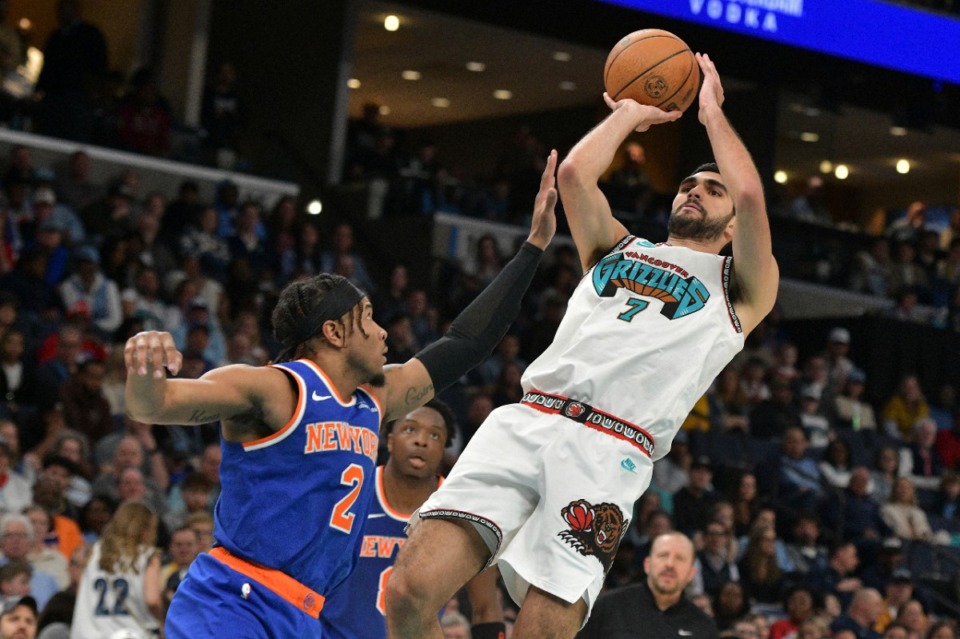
[212,359,382,598]
[321,466,441,639]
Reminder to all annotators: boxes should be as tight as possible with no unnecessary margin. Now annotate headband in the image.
[284,279,365,349]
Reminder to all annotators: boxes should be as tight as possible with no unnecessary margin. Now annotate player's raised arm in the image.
[124,331,291,435]
[558,95,681,272]
[378,151,559,422]
[696,53,779,333]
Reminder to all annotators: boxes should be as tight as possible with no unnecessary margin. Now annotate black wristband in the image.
[471,622,506,639]
[416,241,543,393]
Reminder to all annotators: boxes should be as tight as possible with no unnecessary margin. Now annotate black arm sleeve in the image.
[416,241,543,393]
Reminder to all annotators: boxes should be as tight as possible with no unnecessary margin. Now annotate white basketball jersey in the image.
[71,542,159,639]
[522,236,744,461]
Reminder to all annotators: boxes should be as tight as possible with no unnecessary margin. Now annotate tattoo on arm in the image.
[188,409,220,423]
[403,384,434,407]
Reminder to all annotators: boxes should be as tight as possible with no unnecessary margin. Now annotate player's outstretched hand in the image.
[526,149,558,250]
[125,331,183,379]
[602,92,682,132]
[696,52,725,124]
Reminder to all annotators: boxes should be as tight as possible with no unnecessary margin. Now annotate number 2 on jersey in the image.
[330,463,364,533]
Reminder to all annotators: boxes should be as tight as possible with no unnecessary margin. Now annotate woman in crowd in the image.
[71,501,162,638]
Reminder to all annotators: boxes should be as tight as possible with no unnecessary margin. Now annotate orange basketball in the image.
[604,29,700,112]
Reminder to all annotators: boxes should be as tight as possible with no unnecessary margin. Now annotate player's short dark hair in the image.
[181,472,214,493]
[688,162,720,177]
[271,274,365,362]
[382,398,457,447]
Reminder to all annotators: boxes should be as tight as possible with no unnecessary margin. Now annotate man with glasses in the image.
[694,521,740,599]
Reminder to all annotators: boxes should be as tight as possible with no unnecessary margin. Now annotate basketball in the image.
[604,29,700,112]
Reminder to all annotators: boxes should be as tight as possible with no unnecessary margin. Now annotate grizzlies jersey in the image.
[71,542,159,639]
[522,236,744,461]
[213,359,382,598]
[321,466,441,639]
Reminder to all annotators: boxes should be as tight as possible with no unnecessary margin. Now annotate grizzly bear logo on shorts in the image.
[557,499,627,572]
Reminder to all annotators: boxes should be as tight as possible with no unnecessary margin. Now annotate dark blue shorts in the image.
[166,553,319,639]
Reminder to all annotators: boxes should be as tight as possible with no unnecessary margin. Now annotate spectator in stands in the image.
[887,202,928,245]
[57,245,121,339]
[652,431,691,496]
[881,477,948,543]
[807,542,863,609]
[874,569,916,633]
[159,525,199,611]
[170,296,224,367]
[29,325,82,412]
[59,356,113,446]
[55,151,102,215]
[831,588,884,639]
[932,472,960,519]
[440,610,471,639]
[777,426,825,514]
[823,327,856,389]
[673,457,721,536]
[32,183,86,249]
[384,312,418,365]
[184,511,213,553]
[0,434,29,514]
[784,512,829,576]
[277,219,322,282]
[372,264,409,327]
[463,234,505,288]
[34,0,108,142]
[770,585,819,639]
[713,581,750,632]
[869,446,905,506]
[824,466,890,542]
[850,238,895,297]
[319,222,375,292]
[178,207,231,283]
[24,505,68,590]
[935,408,960,470]
[603,140,653,215]
[117,67,173,156]
[91,436,166,515]
[785,176,833,226]
[471,333,527,392]
[201,61,242,169]
[925,622,958,639]
[0,513,59,609]
[0,329,35,424]
[730,472,761,537]
[120,265,167,331]
[695,520,740,599]
[834,368,877,431]
[890,242,929,299]
[42,447,91,513]
[226,201,270,281]
[739,356,771,408]
[0,247,61,324]
[739,526,784,603]
[801,385,831,449]
[27,220,69,287]
[77,494,115,543]
[709,365,750,432]
[905,417,944,490]
[882,374,930,440]
[750,376,802,439]
[894,600,928,639]
[820,438,855,488]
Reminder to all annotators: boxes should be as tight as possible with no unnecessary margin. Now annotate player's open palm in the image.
[527,149,558,249]
[696,52,725,123]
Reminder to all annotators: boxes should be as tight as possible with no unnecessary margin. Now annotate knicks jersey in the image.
[321,466,440,639]
[71,542,160,639]
[522,236,744,461]
[213,359,382,596]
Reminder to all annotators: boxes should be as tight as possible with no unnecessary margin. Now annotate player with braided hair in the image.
[123,151,559,639]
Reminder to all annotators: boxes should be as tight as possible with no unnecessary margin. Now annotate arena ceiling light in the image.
[401,70,421,81]
[466,61,486,72]
[384,15,400,31]
[493,90,513,100]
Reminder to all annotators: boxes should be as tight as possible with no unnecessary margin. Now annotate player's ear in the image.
[321,319,345,347]
[386,431,395,455]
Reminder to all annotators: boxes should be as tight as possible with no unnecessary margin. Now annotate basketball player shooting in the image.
[385,52,779,639]
[122,151,559,639]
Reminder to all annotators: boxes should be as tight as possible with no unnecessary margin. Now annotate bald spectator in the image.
[0,514,59,610]
[577,532,718,638]
[830,588,884,639]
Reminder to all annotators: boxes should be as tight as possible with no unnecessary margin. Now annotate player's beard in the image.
[668,205,734,242]
[347,351,386,387]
